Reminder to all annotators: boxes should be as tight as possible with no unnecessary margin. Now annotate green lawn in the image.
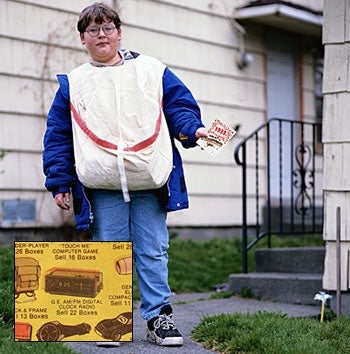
[1,234,332,354]
[192,311,350,354]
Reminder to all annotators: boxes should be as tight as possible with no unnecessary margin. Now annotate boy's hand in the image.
[195,127,208,139]
[54,192,71,210]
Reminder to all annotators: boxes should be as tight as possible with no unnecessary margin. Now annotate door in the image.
[266,32,298,201]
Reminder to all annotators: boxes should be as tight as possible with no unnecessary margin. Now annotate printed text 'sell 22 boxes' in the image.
[14,241,132,342]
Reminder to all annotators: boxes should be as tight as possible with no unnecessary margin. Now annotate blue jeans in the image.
[87,189,171,321]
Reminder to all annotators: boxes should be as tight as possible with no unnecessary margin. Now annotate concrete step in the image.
[228,272,323,305]
[255,247,325,274]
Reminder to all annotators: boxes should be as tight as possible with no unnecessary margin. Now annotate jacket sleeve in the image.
[42,74,76,195]
[162,67,204,148]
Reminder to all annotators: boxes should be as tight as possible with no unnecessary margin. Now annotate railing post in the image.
[336,206,342,317]
[266,122,271,248]
[241,143,248,273]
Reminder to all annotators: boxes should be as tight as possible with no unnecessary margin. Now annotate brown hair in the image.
[77,2,122,33]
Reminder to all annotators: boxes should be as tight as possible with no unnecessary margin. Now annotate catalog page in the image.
[197,119,237,157]
[14,241,132,342]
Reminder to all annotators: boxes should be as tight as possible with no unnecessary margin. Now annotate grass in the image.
[0,233,332,354]
[192,311,350,354]
[168,237,244,293]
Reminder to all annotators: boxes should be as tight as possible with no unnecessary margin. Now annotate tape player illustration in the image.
[44,267,103,298]
[15,257,41,301]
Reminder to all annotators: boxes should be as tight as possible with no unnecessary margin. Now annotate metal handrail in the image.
[234,118,323,273]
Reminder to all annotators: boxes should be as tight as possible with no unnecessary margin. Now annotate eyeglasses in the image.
[85,25,117,37]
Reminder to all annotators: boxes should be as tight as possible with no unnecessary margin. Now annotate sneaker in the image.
[96,341,121,347]
[146,305,183,346]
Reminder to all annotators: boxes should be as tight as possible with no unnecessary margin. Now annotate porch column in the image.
[322,0,350,297]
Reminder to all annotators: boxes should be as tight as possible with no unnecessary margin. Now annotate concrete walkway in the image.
[65,292,320,354]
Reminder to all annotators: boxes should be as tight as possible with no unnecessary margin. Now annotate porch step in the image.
[255,247,325,274]
[229,272,323,305]
[228,247,325,306]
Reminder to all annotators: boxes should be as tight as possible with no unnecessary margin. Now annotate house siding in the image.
[0,0,322,236]
[322,0,350,291]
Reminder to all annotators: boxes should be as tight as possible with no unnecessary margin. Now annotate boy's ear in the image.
[80,33,85,44]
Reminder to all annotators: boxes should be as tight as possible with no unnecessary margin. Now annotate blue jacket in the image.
[43,52,204,230]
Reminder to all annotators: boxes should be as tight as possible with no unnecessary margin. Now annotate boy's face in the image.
[80,20,121,64]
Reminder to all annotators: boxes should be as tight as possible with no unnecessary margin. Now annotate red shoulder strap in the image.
[70,103,163,152]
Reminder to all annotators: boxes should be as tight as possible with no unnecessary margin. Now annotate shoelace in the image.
[153,314,177,330]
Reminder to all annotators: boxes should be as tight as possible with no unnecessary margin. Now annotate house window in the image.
[1,200,36,224]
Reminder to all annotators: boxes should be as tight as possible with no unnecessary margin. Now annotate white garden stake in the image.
[314,291,332,323]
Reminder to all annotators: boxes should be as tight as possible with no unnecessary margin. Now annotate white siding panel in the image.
[0,1,80,47]
[184,164,241,195]
[323,143,343,190]
[324,142,350,192]
[172,69,264,110]
[0,77,56,116]
[323,44,349,93]
[322,0,345,44]
[2,1,44,39]
[136,0,246,18]
[346,0,350,43]
[123,26,264,81]
[323,0,350,293]
[182,162,266,203]
[160,0,234,14]
[167,193,265,227]
[0,37,85,79]
[324,191,350,242]
[323,241,349,290]
[0,114,45,151]
[20,0,91,12]
[342,143,350,190]
[323,93,350,143]
[167,196,242,226]
[234,167,268,206]
[0,152,44,190]
[122,0,236,48]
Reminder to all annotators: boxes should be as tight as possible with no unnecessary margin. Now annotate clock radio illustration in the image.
[44,267,103,298]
